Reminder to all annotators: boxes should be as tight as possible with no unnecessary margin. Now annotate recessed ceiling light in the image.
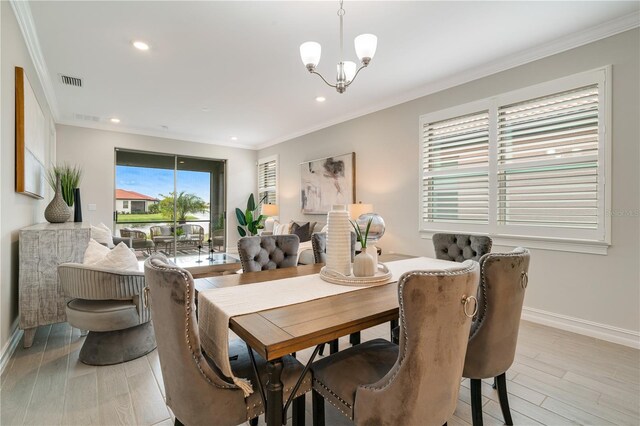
[110,118,120,123]
[230,136,238,141]
[132,41,150,51]
[315,96,326,102]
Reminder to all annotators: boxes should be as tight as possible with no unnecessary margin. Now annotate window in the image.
[420,69,610,251]
[123,200,129,208]
[258,155,278,205]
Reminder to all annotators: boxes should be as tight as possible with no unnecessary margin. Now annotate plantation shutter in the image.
[421,111,490,225]
[257,157,277,205]
[497,85,600,230]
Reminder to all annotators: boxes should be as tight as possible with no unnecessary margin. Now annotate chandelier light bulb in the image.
[300,42,322,69]
[343,61,357,82]
[354,34,378,64]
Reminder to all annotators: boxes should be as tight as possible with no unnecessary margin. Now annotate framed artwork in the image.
[301,152,355,214]
[15,67,46,199]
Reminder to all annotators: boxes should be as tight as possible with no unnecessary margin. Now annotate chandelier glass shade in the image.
[299,1,377,93]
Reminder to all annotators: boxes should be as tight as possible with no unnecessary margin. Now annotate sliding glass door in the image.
[114,149,226,258]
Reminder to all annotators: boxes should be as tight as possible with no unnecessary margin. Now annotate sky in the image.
[116,166,210,201]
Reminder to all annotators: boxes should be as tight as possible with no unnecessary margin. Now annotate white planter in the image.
[353,246,376,277]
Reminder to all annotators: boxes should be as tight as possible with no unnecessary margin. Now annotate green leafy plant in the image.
[235,193,267,237]
[158,191,208,222]
[46,164,82,207]
[350,217,373,248]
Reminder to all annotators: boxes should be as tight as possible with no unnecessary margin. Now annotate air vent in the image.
[60,74,82,87]
[74,113,100,122]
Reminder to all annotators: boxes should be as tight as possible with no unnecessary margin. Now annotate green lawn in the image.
[116,213,199,223]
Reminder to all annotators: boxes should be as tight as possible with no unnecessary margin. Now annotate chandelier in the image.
[299,0,377,94]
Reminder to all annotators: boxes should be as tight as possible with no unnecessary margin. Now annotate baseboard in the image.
[522,306,640,349]
[0,326,24,377]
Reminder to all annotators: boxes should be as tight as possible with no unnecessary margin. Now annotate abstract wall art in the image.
[300,152,355,214]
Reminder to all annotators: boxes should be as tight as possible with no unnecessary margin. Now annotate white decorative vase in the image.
[368,244,378,266]
[326,204,351,276]
[353,246,376,277]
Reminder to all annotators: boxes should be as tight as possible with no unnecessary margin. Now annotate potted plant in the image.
[236,193,267,237]
[350,217,375,277]
[46,164,82,222]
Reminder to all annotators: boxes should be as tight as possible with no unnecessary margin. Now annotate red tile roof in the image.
[115,189,159,201]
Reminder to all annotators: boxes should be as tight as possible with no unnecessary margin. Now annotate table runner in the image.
[197,257,462,396]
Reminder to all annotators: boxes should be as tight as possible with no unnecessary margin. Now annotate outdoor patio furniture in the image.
[150,224,206,253]
[120,228,155,255]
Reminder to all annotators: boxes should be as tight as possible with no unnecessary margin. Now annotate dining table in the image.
[194,253,449,426]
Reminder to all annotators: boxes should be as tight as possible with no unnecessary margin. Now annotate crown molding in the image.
[55,119,256,151]
[10,0,60,121]
[256,11,640,150]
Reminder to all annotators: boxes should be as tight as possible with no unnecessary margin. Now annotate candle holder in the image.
[207,238,213,260]
[196,245,203,263]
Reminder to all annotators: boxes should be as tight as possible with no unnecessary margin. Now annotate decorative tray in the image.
[319,264,392,286]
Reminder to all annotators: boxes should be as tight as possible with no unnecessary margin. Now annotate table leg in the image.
[266,358,284,426]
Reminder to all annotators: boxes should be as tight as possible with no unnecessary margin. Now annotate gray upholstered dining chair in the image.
[464,247,530,426]
[310,232,357,264]
[390,232,492,345]
[433,233,492,262]
[311,231,359,356]
[311,261,480,426]
[238,235,300,272]
[144,254,310,426]
[58,263,156,365]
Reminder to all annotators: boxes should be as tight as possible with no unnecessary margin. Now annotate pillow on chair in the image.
[83,239,111,265]
[291,222,311,243]
[89,242,139,271]
[91,223,114,248]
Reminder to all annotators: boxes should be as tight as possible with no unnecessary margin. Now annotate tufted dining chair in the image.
[144,254,310,426]
[464,248,530,426]
[310,232,357,264]
[238,235,300,272]
[311,261,480,426]
[433,233,492,262]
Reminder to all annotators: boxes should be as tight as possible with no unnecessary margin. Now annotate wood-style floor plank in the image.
[22,323,71,426]
[1,320,638,426]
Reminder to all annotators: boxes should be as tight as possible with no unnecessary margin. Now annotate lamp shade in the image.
[348,203,373,220]
[300,42,321,68]
[354,34,377,62]
[261,204,279,217]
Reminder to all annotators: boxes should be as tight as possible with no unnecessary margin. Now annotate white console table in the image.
[19,222,91,347]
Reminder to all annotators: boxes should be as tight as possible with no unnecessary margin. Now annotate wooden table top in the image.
[196,253,413,360]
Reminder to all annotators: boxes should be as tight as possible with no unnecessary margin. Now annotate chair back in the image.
[311,232,357,264]
[143,254,246,425]
[464,247,530,379]
[433,233,492,262]
[237,235,299,272]
[354,261,480,426]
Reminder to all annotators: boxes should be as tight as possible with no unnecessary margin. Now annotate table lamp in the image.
[261,204,279,233]
[348,202,373,221]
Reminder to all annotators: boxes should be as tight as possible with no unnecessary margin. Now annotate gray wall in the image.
[55,125,257,253]
[259,29,640,334]
[1,2,57,350]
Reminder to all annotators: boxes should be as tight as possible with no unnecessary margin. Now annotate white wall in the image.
[1,2,56,351]
[259,30,640,339]
[55,125,257,252]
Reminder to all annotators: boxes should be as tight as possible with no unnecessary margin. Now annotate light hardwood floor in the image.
[1,320,638,426]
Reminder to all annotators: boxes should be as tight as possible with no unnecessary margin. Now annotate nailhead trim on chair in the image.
[360,263,478,393]
[313,378,354,420]
[246,379,310,418]
[148,259,234,390]
[469,247,528,341]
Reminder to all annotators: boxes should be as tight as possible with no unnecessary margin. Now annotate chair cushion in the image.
[66,299,140,332]
[218,340,312,419]
[311,339,398,420]
[433,233,492,262]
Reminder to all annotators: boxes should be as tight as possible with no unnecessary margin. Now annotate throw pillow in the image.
[291,222,311,243]
[83,238,111,265]
[91,222,114,248]
[93,242,140,271]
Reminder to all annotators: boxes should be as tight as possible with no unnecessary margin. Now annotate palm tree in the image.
[158,192,208,222]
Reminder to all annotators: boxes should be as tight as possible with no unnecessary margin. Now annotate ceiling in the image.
[26,1,639,149]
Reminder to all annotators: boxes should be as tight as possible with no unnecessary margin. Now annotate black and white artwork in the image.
[300,153,355,214]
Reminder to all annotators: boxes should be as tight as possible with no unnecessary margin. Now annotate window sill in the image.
[419,231,610,255]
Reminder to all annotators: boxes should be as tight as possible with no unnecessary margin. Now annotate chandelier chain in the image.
[338,0,344,62]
